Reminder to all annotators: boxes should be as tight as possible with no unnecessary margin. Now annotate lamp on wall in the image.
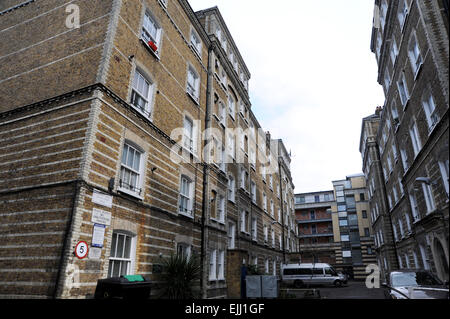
[108,177,115,192]
[415,177,448,200]
[415,177,437,186]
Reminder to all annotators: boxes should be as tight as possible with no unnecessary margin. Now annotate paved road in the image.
[284,281,387,299]
[319,281,386,299]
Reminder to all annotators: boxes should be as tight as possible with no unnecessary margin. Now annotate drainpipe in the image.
[200,43,215,299]
[278,159,286,264]
[53,179,81,299]
[375,143,399,270]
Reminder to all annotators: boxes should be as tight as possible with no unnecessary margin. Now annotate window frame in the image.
[228,222,236,249]
[190,27,202,59]
[228,94,236,119]
[177,242,192,259]
[108,230,136,278]
[422,91,439,133]
[119,142,145,199]
[263,192,267,211]
[397,73,410,107]
[186,64,200,103]
[408,32,423,78]
[251,181,257,203]
[227,132,236,160]
[397,0,409,31]
[421,182,436,214]
[182,115,198,154]
[217,250,225,280]
[409,189,420,221]
[218,101,226,126]
[409,121,422,158]
[438,160,449,196]
[130,69,154,118]
[216,194,226,223]
[141,10,162,57]
[390,37,399,66]
[228,175,236,202]
[240,210,249,234]
[251,217,257,241]
[209,249,217,281]
[179,175,194,217]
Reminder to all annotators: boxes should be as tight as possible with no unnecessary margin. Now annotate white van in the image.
[281,263,347,288]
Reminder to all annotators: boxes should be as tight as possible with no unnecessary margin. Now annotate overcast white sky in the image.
[189,0,385,193]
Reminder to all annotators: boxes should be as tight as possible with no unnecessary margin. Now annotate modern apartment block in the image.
[294,176,375,280]
[0,0,297,299]
[366,0,449,282]
[331,175,376,280]
[295,191,337,265]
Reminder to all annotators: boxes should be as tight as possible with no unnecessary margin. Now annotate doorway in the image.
[434,239,449,281]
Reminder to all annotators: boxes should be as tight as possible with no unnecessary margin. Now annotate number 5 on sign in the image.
[75,241,89,259]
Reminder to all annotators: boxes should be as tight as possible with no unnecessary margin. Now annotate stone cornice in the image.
[0,0,35,16]
[177,0,211,46]
[195,6,251,78]
[211,37,251,105]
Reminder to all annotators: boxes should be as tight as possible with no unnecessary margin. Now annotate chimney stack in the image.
[375,106,383,115]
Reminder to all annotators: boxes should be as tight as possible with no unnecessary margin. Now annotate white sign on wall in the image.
[89,247,102,260]
[342,250,352,258]
[92,189,112,208]
[92,223,106,248]
[91,208,111,226]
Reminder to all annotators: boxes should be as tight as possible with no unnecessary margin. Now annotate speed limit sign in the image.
[74,241,89,259]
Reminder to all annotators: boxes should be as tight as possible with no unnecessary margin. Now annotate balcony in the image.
[299,232,334,238]
[295,201,334,209]
[297,218,332,224]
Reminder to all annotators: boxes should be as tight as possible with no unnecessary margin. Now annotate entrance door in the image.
[434,239,449,281]
[343,266,354,280]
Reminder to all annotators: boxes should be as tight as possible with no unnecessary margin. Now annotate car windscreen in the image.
[391,271,443,287]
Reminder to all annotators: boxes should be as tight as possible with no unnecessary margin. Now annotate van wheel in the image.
[294,280,304,288]
[334,280,343,288]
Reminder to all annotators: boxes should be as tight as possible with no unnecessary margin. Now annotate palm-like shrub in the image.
[158,253,201,299]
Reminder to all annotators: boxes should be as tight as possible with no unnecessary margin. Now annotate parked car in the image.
[281,263,347,288]
[382,270,449,299]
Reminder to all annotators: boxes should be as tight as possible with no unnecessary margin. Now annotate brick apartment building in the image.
[0,0,297,299]
[360,110,399,280]
[294,176,376,280]
[295,190,338,265]
[364,0,449,282]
